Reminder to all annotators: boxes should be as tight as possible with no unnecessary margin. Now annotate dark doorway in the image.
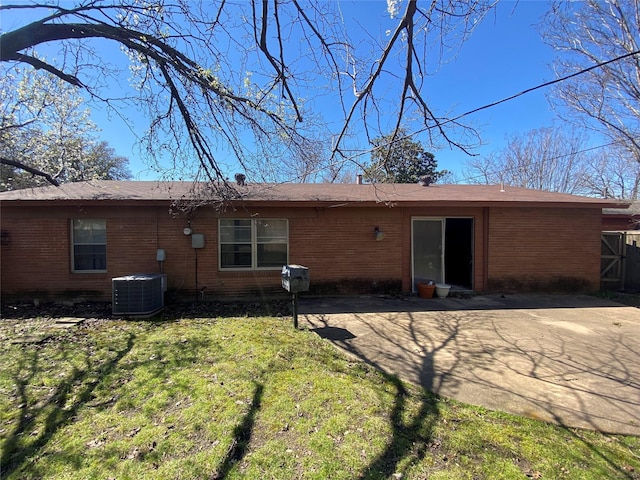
[445,218,473,289]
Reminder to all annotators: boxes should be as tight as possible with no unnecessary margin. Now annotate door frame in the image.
[411,216,474,293]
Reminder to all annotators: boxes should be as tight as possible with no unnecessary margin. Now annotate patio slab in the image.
[299,294,640,435]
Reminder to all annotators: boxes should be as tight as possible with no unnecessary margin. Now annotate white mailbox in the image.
[281,264,310,293]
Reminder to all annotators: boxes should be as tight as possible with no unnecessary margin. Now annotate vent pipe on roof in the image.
[234,173,246,186]
[356,174,363,185]
[418,175,432,187]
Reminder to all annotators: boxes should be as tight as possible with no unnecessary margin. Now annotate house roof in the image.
[603,201,640,217]
[0,180,631,209]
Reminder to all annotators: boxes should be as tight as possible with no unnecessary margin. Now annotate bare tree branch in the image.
[543,0,640,165]
[4,53,84,86]
[1,0,498,194]
[1,157,60,186]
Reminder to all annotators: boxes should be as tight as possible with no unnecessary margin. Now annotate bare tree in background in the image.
[465,126,640,199]
[542,0,640,167]
[1,0,496,197]
[580,147,640,199]
[464,127,589,193]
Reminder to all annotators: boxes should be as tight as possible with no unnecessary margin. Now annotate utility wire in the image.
[273,48,640,185]
[309,48,640,178]
[438,49,640,131]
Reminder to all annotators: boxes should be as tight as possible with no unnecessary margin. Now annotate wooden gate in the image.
[601,232,626,290]
[625,233,640,291]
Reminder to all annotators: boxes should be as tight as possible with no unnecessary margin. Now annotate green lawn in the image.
[1,312,638,479]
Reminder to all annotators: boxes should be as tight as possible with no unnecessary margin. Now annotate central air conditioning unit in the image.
[112,274,166,316]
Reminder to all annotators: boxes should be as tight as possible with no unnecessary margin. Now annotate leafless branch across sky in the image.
[1,0,498,191]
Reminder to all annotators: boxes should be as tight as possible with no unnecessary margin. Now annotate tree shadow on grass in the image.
[323,306,640,479]
[359,374,440,479]
[0,333,136,477]
[213,382,264,479]
[306,311,465,479]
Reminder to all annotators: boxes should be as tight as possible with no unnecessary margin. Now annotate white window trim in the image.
[71,219,107,273]
[218,218,289,271]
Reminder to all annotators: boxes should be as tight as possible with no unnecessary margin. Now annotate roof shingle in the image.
[0,180,630,209]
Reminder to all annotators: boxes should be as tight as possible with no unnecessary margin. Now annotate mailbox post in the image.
[281,265,310,329]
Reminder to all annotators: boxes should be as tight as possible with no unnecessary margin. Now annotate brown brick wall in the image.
[1,206,172,300]
[602,216,639,231]
[0,205,408,300]
[1,217,71,294]
[0,202,604,301]
[486,207,601,292]
[185,207,406,298]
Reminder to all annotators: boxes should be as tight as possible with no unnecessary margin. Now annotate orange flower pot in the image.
[417,283,436,299]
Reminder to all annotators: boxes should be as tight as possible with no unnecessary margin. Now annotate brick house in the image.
[0,181,629,302]
[603,201,640,231]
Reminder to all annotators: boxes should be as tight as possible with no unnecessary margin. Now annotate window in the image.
[72,219,106,272]
[219,219,288,269]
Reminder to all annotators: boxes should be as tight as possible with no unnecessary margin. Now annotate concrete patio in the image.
[299,294,640,435]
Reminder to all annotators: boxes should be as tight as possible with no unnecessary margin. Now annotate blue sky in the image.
[118,1,561,181]
[422,0,559,177]
[4,0,569,181]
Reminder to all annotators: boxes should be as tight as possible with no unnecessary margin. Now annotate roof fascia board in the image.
[0,199,631,209]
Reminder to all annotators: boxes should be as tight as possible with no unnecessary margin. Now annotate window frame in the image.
[218,218,289,271]
[71,219,107,273]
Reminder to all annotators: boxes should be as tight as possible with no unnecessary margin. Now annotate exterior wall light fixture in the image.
[374,226,385,241]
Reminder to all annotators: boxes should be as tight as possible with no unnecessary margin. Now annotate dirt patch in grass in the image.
[1,299,291,322]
